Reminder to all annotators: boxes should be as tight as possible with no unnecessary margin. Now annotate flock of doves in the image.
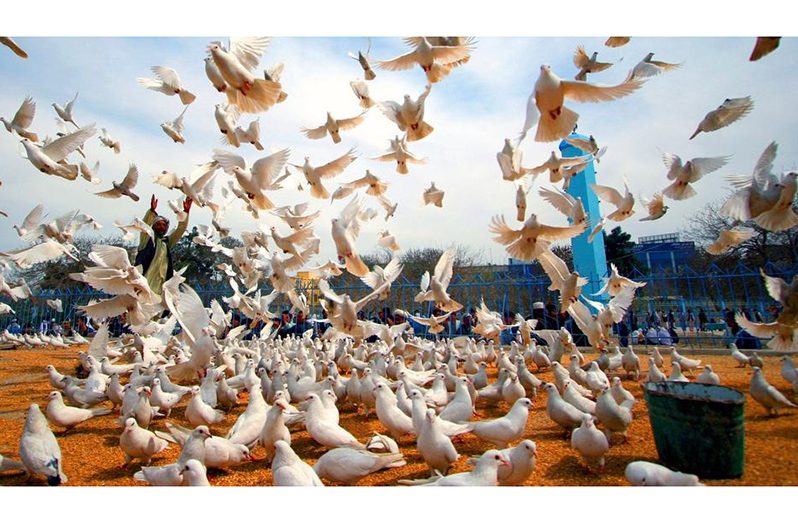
[0,35,796,487]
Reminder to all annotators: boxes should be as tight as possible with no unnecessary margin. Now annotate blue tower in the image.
[559,131,608,297]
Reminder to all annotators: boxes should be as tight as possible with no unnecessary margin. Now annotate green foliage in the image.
[603,226,647,276]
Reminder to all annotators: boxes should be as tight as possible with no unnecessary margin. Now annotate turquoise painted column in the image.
[559,131,608,298]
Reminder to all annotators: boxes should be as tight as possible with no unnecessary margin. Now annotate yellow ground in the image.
[0,345,796,486]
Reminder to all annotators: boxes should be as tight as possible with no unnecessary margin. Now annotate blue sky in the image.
[1,36,797,265]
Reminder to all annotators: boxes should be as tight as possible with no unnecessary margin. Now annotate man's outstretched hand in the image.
[150,194,158,212]
[183,197,193,214]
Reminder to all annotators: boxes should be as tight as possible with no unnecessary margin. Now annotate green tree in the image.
[603,226,646,276]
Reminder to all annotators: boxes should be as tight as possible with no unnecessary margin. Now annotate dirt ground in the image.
[0,345,796,486]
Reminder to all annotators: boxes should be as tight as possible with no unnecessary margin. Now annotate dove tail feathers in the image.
[536,105,579,143]
[364,69,376,81]
[689,127,701,140]
[396,162,409,175]
[755,207,798,232]
[345,254,369,277]
[662,182,697,201]
[227,80,282,114]
[178,90,196,105]
[309,183,330,200]
[406,122,434,142]
[426,63,453,84]
[166,362,201,383]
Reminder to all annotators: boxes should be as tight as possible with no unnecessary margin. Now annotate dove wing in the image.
[561,79,641,103]
[336,112,366,131]
[80,295,135,321]
[87,322,110,359]
[213,149,247,175]
[121,164,139,189]
[377,49,419,71]
[317,148,357,178]
[175,284,211,342]
[152,66,181,88]
[20,204,45,231]
[301,124,329,140]
[94,188,122,199]
[12,96,36,129]
[229,37,271,71]
[539,187,576,216]
[317,279,344,305]
[761,270,789,304]
[537,221,588,241]
[688,156,730,181]
[41,125,96,162]
[89,244,132,269]
[265,62,284,82]
[590,184,623,206]
[573,46,589,68]
[434,249,456,289]
[250,149,290,190]
[489,215,522,245]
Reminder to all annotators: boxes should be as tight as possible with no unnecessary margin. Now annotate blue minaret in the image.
[559,131,608,297]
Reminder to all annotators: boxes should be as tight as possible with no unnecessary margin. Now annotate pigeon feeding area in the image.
[1,36,797,488]
[0,344,796,487]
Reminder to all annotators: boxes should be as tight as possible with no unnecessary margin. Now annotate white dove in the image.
[625,53,682,82]
[98,127,121,154]
[272,440,324,486]
[234,118,264,150]
[52,93,80,129]
[422,182,444,207]
[95,163,140,201]
[372,134,426,175]
[519,64,642,143]
[625,461,703,486]
[591,178,635,221]
[378,83,434,142]
[414,249,463,313]
[291,148,358,200]
[138,66,196,105]
[207,37,282,114]
[377,37,475,83]
[662,153,730,201]
[302,111,367,144]
[161,106,188,143]
[1,96,38,141]
[573,46,616,81]
[594,263,647,297]
[21,125,95,180]
[490,213,588,261]
[639,192,668,221]
[350,79,375,109]
[539,186,588,226]
[19,404,68,485]
[214,148,290,210]
[705,227,755,255]
[690,96,754,140]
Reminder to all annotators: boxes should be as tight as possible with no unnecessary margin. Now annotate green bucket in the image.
[643,381,745,479]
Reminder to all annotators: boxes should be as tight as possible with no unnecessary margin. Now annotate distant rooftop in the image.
[639,233,681,244]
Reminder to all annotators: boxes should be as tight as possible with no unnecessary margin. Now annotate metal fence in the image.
[2,261,795,348]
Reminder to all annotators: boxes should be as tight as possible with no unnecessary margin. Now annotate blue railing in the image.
[2,261,795,349]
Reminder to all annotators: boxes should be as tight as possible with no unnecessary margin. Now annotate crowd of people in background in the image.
[0,299,778,350]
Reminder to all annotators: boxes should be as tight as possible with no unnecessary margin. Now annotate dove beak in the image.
[500,457,511,467]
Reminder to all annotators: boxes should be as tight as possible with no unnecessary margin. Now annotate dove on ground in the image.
[625,461,703,486]
[750,367,798,416]
[313,447,405,485]
[272,440,325,486]
[45,391,112,431]
[571,414,609,472]
[119,417,170,467]
[19,404,68,485]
